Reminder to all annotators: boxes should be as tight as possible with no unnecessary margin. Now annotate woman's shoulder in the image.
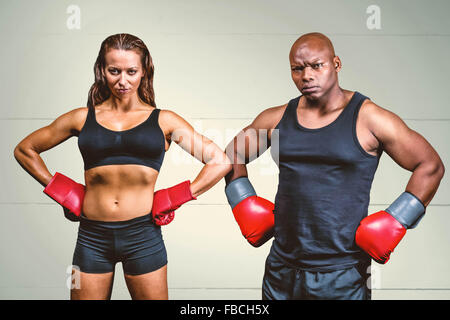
[60,107,89,133]
[70,106,89,122]
[70,106,89,115]
[158,108,178,118]
[157,108,193,134]
[157,108,186,123]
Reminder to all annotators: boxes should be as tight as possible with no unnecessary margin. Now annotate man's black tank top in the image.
[269,91,380,271]
[78,107,165,171]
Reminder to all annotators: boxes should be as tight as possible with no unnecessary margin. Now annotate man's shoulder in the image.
[359,97,405,134]
[261,103,289,116]
[360,98,396,119]
[251,103,289,130]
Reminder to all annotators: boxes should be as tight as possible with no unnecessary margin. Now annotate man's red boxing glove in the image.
[225,177,274,247]
[355,192,425,264]
[43,172,85,221]
[151,180,196,226]
[355,211,406,264]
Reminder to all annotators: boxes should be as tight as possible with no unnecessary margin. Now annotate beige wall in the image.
[1,0,449,299]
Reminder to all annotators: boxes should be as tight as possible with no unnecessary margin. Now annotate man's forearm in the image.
[225,164,248,185]
[405,159,445,206]
[224,136,250,184]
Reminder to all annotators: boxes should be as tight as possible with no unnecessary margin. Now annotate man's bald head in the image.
[289,33,342,100]
[290,32,336,61]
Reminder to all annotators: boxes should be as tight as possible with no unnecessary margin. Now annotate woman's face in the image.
[103,49,145,98]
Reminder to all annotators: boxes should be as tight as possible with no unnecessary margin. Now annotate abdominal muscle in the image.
[82,164,158,221]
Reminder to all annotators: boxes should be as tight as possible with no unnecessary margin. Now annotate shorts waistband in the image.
[79,213,154,229]
[268,245,370,272]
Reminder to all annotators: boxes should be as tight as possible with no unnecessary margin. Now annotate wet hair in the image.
[87,33,156,109]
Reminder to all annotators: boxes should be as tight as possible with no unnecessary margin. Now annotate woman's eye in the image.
[109,69,119,75]
[128,70,137,75]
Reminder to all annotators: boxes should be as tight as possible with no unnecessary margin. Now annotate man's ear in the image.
[333,56,342,72]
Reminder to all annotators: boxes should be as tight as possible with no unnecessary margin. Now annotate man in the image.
[224,32,445,300]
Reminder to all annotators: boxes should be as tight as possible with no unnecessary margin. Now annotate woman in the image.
[13,33,231,300]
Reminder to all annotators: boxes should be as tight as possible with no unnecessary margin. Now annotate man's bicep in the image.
[252,105,285,134]
[246,105,286,153]
[372,107,434,172]
[229,110,276,162]
[225,125,257,164]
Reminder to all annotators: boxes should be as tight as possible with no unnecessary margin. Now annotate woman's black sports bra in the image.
[78,107,165,171]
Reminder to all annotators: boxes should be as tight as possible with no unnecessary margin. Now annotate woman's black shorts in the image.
[72,213,167,275]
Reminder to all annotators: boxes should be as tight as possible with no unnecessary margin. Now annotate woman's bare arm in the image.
[159,109,232,198]
[13,108,87,187]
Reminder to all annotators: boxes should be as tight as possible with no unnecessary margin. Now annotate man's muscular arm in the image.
[223,104,286,247]
[225,105,286,183]
[364,101,445,205]
[355,101,445,263]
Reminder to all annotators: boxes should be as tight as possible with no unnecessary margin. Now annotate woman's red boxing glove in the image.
[151,180,196,226]
[43,172,85,221]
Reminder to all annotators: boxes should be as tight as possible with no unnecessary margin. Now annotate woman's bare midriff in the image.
[82,164,159,221]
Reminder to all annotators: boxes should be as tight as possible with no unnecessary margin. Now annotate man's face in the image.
[289,41,340,100]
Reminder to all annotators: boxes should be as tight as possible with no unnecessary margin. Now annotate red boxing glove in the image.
[152,180,196,226]
[225,177,274,247]
[232,195,275,247]
[43,172,85,221]
[355,211,406,264]
[355,192,425,264]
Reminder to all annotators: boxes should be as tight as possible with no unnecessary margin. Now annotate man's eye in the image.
[292,66,304,71]
[313,63,323,69]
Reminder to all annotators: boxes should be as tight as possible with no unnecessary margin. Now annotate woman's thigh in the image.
[70,269,115,300]
[124,264,168,300]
